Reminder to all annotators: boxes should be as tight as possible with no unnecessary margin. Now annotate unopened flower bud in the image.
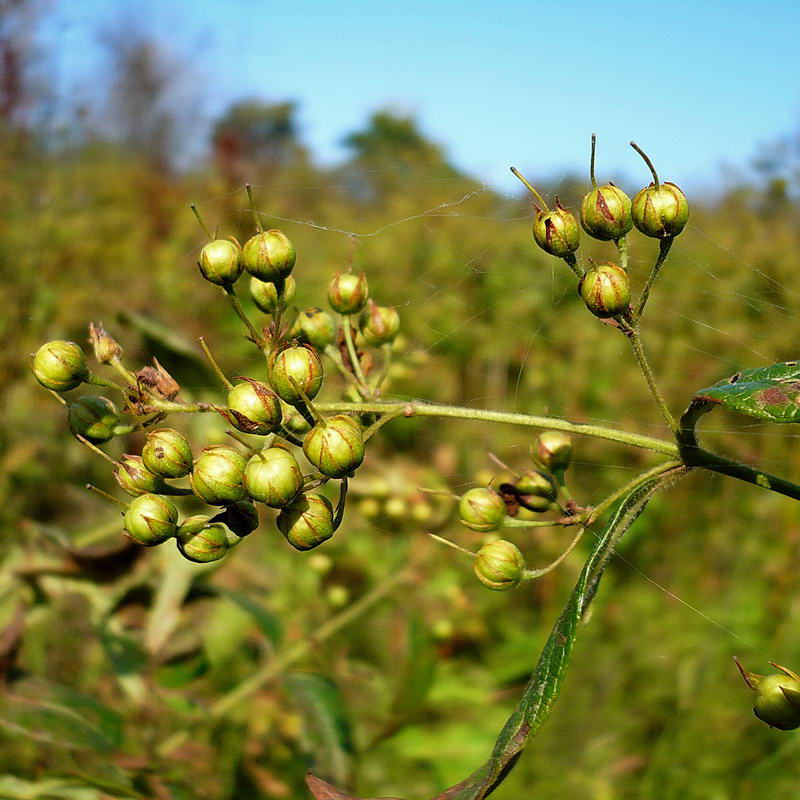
[303,415,365,479]
[250,275,296,314]
[736,659,800,730]
[198,239,242,286]
[68,395,120,444]
[632,182,689,239]
[177,522,230,563]
[114,454,168,497]
[534,431,573,473]
[277,492,335,551]
[532,201,580,258]
[291,307,336,349]
[328,271,369,314]
[242,229,296,281]
[191,445,247,505]
[580,184,632,241]
[243,447,304,508]
[515,470,557,512]
[142,428,193,478]
[123,493,178,546]
[269,345,324,405]
[88,322,123,365]
[225,379,282,435]
[578,261,630,318]
[458,487,507,532]
[474,539,527,591]
[32,340,88,392]
[359,300,400,346]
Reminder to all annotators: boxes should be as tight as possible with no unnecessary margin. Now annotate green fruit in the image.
[113,454,168,497]
[250,275,296,314]
[226,380,282,435]
[277,492,335,551]
[328,271,369,314]
[458,488,507,532]
[753,673,800,730]
[632,182,689,238]
[242,229,296,281]
[243,447,304,508]
[359,300,400,346]
[515,470,557,512]
[474,539,527,591]
[32,340,88,392]
[177,522,230,563]
[269,345,324,404]
[198,239,242,286]
[68,395,120,444]
[123,493,178,546]
[532,201,580,258]
[578,261,630,318]
[534,431,573,473]
[580,184,633,241]
[291,307,336,349]
[142,427,193,478]
[302,415,365,478]
[191,445,247,505]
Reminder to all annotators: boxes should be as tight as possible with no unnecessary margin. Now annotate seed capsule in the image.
[225,380,282,435]
[291,307,337,349]
[269,345,324,405]
[359,300,400,346]
[88,322,123,365]
[242,229,296,282]
[474,539,527,591]
[534,431,573,473]
[68,395,120,444]
[249,275,296,314]
[328,271,369,314]
[736,658,800,730]
[198,238,242,286]
[458,487,507,532]
[142,428,193,478]
[191,445,247,505]
[113,454,168,497]
[515,470,557,512]
[578,261,630,318]
[532,201,580,258]
[243,447,304,508]
[303,415,365,479]
[177,522,230,563]
[123,493,178,546]
[277,492,335,551]
[580,184,632,241]
[32,340,88,392]
[632,182,689,238]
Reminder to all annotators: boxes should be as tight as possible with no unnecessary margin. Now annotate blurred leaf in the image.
[306,773,401,800]
[99,628,147,676]
[390,613,436,719]
[0,775,100,799]
[284,673,354,788]
[217,588,283,645]
[156,649,209,688]
[60,770,145,799]
[117,309,204,365]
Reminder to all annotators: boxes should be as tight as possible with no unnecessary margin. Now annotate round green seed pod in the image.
[123,493,178,546]
[225,380,282,435]
[291,307,337,349]
[359,300,400,346]
[532,202,580,258]
[578,261,630,318]
[534,431,572,473]
[580,184,633,241]
[142,428,193,478]
[514,470,557,512]
[198,239,242,286]
[190,445,247,505]
[32,340,89,392]
[113,454,168,497]
[242,229,296,281]
[328,271,369,314]
[249,275,296,314]
[632,182,689,238]
[458,487,507,532]
[753,673,800,730]
[269,345,324,405]
[243,447,304,508]
[474,539,527,591]
[302,415,365,479]
[177,521,230,563]
[283,407,312,434]
[211,500,259,537]
[68,395,120,444]
[277,492,335,551]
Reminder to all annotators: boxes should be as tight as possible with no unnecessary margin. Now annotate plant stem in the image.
[323,345,364,393]
[562,251,584,278]
[224,286,266,350]
[373,342,393,394]
[341,314,369,389]
[524,526,585,579]
[626,327,678,434]
[615,236,629,271]
[199,336,233,390]
[362,406,408,442]
[503,517,572,528]
[635,236,673,318]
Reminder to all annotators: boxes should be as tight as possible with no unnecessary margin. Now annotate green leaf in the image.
[691,360,800,423]
[156,649,210,688]
[216,588,283,645]
[389,613,437,719]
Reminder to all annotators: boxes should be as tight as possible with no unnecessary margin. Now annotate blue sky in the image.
[45,0,800,195]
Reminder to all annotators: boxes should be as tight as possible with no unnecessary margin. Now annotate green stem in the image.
[615,236,629,271]
[635,236,673,318]
[373,343,393,394]
[503,517,571,528]
[626,327,678,434]
[224,286,266,350]
[341,315,369,390]
[199,336,233,390]
[562,251,584,278]
[86,373,127,394]
[523,526,585,579]
[323,345,364,393]
[362,406,408,442]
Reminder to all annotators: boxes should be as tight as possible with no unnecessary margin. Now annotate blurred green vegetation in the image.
[4,12,800,799]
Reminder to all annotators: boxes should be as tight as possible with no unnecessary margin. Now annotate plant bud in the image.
[242,229,296,281]
[250,274,296,314]
[291,307,336,349]
[302,415,365,479]
[458,487,507,532]
[578,261,630,318]
[474,539,527,591]
[142,428,193,478]
[198,238,242,286]
[328,271,369,314]
[534,431,573,473]
[68,395,120,444]
[532,201,580,258]
[243,447,304,508]
[276,492,335,551]
[114,454,168,497]
[123,493,178,546]
[515,470,557,512]
[737,660,800,730]
[283,407,312,434]
[88,322,123,365]
[32,340,88,392]
[225,379,282,435]
[359,300,400,346]
[632,182,689,238]
[269,345,324,405]
[580,184,633,241]
[211,500,259,537]
[177,522,230,563]
[190,445,247,505]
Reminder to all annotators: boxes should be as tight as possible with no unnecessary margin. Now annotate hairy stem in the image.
[224,286,266,350]
[635,236,673,318]
[341,314,369,389]
[626,327,678,433]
